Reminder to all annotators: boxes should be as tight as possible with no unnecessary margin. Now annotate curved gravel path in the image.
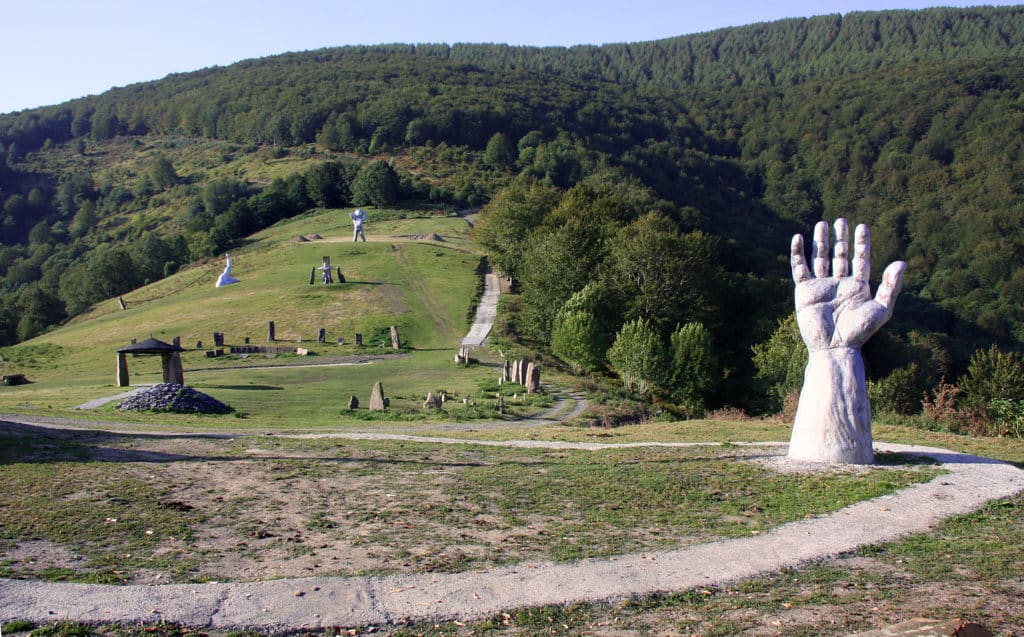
[1,439,1022,632]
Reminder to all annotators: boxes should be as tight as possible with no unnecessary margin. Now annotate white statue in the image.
[215,253,239,287]
[350,208,366,242]
[788,219,906,464]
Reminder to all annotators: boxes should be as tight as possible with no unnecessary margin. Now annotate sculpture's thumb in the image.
[875,261,906,311]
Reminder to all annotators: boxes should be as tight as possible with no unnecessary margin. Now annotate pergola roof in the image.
[116,337,183,354]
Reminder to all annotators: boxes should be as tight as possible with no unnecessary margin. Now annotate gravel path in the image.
[461,273,500,347]
[1,439,1021,632]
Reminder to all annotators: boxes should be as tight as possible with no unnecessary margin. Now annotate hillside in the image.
[0,210,505,426]
[1,6,1022,415]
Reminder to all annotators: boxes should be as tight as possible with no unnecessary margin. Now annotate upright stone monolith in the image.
[390,326,401,350]
[317,328,326,344]
[355,333,363,346]
[268,321,276,342]
[502,360,511,381]
[369,382,386,411]
[347,395,359,410]
[526,363,541,394]
[116,353,129,387]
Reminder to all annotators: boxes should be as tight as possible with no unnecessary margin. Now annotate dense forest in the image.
[1,6,1022,424]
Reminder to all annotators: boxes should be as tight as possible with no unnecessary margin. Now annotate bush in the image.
[667,321,718,415]
[869,363,921,415]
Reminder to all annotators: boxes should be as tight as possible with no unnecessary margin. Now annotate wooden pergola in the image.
[116,337,184,387]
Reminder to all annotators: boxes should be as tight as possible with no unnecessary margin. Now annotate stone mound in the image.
[117,384,233,414]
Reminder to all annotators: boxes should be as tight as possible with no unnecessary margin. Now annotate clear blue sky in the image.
[2,0,1021,114]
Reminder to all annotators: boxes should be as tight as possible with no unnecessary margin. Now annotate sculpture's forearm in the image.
[788,347,874,464]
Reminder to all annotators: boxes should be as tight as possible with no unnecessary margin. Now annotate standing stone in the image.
[268,321,276,342]
[337,266,345,283]
[347,395,359,410]
[244,337,250,345]
[214,332,224,347]
[309,268,316,285]
[502,360,511,381]
[369,382,386,411]
[390,325,401,350]
[196,341,203,349]
[317,328,326,344]
[355,333,363,346]
[496,394,505,415]
[116,353,129,387]
[172,336,181,348]
[118,296,126,310]
[526,363,541,394]
[423,392,442,409]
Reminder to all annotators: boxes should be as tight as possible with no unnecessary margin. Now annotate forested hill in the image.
[1,6,1023,416]
[2,6,1023,148]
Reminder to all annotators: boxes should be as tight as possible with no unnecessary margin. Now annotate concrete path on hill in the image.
[1,441,1022,632]
[461,273,500,347]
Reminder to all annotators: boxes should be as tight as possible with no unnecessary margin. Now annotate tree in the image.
[751,314,807,413]
[607,318,666,395]
[484,132,516,169]
[550,283,617,374]
[305,161,351,208]
[351,160,400,207]
[474,178,561,285]
[667,322,718,414]
[604,213,720,333]
[519,215,607,341]
[149,154,179,191]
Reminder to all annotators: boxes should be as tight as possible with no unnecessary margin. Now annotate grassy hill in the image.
[0,210,529,428]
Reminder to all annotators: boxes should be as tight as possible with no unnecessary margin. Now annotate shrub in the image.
[606,318,666,395]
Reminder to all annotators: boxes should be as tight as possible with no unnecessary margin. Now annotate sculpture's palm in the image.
[791,220,905,352]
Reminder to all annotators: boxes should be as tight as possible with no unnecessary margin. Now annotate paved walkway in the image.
[461,273,500,346]
[1,440,1022,632]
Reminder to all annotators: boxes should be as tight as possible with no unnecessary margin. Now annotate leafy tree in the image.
[519,215,607,341]
[607,318,666,395]
[667,321,718,414]
[305,161,351,208]
[474,178,561,286]
[351,160,400,207]
[149,154,179,191]
[202,179,249,216]
[550,283,617,374]
[752,314,807,413]
[16,283,65,341]
[484,132,516,169]
[604,213,720,334]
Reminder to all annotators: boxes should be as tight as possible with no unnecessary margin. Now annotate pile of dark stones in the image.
[117,383,232,414]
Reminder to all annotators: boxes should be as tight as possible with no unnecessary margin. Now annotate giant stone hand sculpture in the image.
[788,219,906,464]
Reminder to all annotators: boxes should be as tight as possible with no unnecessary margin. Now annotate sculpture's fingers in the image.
[791,234,810,283]
[874,261,907,311]
[853,224,871,281]
[812,220,830,278]
[832,218,849,277]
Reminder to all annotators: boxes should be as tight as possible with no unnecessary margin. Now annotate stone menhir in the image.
[502,360,511,381]
[496,394,505,415]
[423,392,442,409]
[788,219,906,464]
[268,321,275,342]
[355,333,363,346]
[347,395,359,409]
[526,362,541,394]
[337,266,345,283]
[213,332,225,347]
[318,328,326,344]
[369,381,386,411]
[390,325,401,349]
[309,267,316,285]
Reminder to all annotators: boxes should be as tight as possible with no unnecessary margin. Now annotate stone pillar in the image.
[526,363,540,394]
[117,296,126,310]
[337,267,345,283]
[167,352,184,385]
[502,360,511,381]
[355,333,363,346]
[268,321,275,342]
[390,325,401,350]
[369,382,386,411]
[309,268,316,285]
[172,336,181,348]
[116,353,129,387]
[213,332,224,347]
[318,327,326,344]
